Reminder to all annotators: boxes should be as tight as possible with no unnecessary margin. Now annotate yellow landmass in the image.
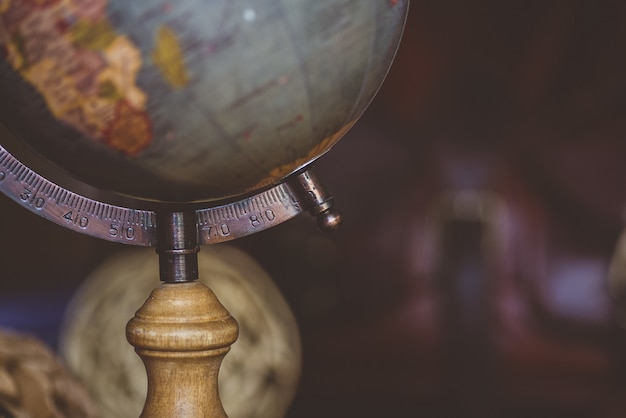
[3,29,28,69]
[0,0,10,14]
[98,79,122,101]
[70,19,118,50]
[82,96,116,133]
[99,35,146,110]
[24,59,82,118]
[4,41,24,69]
[152,25,190,89]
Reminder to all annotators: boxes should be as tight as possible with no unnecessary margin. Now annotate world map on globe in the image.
[0,0,407,202]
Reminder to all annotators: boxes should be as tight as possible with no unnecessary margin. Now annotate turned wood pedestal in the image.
[126,281,239,417]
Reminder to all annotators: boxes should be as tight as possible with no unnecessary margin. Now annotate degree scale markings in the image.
[0,143,304,246]
[0,145,157,246]
[196,184,301,244]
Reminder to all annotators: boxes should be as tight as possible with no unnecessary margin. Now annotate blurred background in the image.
[2,1,626,417]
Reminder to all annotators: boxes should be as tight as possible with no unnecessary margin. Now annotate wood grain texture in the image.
[126,282,239,417]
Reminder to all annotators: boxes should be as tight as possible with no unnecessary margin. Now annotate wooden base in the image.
[126,281,239,417]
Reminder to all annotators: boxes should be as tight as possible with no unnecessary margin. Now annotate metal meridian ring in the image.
[0,143,304,247]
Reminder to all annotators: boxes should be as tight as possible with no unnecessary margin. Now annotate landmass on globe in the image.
[0,0,189,156]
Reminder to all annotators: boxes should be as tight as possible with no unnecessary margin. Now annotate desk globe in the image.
[0,0,408,203]
[0,1,408,417]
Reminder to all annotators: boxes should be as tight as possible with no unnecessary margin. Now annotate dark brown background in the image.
[3,1,626,417]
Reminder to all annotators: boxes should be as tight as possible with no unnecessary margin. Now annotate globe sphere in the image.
[0,0,408,203]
